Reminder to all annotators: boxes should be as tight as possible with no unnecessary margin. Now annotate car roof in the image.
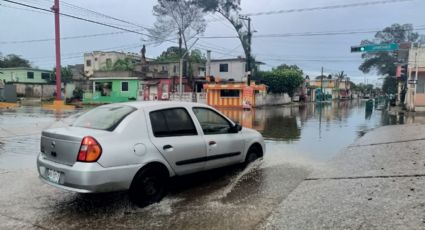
[108,101,210,110]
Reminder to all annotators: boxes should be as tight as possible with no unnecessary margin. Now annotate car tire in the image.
[244,146,260,166]
[129,166,167,207]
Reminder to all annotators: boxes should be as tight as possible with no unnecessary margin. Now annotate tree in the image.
[196,1,251,64]
[275,64,303,75]
[155,47,206,63]
[149,0,206,51]
[359,24,419,76]
[382,76,398,94]
[0,54,31,68]
[334,71,347,80]
[254,68,304,97]
[52,67,72,84]
[113,58,134,71]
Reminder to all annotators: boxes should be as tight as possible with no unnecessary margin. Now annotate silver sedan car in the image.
[37,102,265,206]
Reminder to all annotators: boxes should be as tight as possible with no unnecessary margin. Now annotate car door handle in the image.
[209,141,216,146]
[163,145,173,150]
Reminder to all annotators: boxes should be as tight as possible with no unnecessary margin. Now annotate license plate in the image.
[46,169,61,184]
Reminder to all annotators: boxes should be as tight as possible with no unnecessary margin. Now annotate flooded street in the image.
[0,101,423,229]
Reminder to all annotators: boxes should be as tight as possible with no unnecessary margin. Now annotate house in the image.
[0,67,55,98]
[83,77,139,104]
[203,82,267,109]
[0,67,51,84]
[84,51,141,77]
[209,57,265,82]
[310,78,351,100]
[405,46,425,111]
[135,60,206,100]
[209,57,247,82]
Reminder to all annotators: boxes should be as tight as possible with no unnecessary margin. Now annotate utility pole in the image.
[52,0,62,101]
[321,66,324,101]
[206,50,211,78]
[239,16,252,86]
[179,38,199,100]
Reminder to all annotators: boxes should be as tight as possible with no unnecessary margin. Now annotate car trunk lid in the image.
[41,127,108,166]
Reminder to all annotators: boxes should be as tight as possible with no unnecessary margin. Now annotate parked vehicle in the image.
[37,101,265,206]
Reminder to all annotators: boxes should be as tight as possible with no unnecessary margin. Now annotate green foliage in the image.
[72,88,84,100]
[155,47,206,63]
[359,24,420,76]
[382,76,398,94]
[0,54,31,68]
[255,68,304,97]
[113,58,134,71]
[355,83,375,95]
[52,67,72,83]
[275,64,303,75]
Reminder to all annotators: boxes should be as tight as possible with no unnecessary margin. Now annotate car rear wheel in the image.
[129,166,167,207]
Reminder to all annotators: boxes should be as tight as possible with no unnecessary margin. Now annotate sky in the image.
[1,0,425,85]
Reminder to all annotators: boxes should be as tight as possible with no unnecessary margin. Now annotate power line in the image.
[60,1,149,30]
[0,31,129,44]
[244,0,414,17]
[1,0,154,40]
[198,26,425,39]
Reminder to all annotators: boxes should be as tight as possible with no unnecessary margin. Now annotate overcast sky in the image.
[1,0,425,84]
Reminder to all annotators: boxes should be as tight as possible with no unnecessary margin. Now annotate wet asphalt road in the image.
[0,107,313,230]
[1,103,422,229]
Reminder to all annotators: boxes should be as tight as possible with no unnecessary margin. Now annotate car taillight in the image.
[77,136,102,162]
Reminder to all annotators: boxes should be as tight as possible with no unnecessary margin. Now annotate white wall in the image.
[255,93,291,107]
[210,60,246,81]
[409,47,425,68]
[84,52,140,77]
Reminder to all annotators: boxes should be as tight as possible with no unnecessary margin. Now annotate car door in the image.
[147,107,207,175]
[192,107,245,170]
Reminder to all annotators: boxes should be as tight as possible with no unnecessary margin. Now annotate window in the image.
[27,72,34,79]
[220,89,240,98]
[72,105,136,131]
[219,63,228,72]
[173,65,177,73]
[121,82,129,92]
[86,60,92,67]
[41,73,50,80]
[417,76,425,94]
[192,107,231,135]
[150,108,197,137]
[106,58,112,68]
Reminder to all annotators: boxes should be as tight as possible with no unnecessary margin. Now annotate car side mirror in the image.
[229,123,242,133]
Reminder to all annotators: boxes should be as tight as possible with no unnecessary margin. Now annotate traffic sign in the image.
[351,43,399,53]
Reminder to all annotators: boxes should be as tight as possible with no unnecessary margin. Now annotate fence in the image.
[169,92,207,104]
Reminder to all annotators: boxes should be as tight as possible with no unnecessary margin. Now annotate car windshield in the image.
[72,105,136,131]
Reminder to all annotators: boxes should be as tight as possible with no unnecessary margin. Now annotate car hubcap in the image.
[143,177,158,196]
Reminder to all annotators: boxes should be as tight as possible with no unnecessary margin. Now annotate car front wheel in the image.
[244,147,260,166]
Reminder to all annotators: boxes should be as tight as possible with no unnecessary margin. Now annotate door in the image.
[192,107,245,170]
[148,107,206,175]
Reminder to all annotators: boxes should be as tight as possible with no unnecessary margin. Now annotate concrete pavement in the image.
[261,124,425,230]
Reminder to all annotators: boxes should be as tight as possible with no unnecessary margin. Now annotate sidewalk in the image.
[261,124,425,230]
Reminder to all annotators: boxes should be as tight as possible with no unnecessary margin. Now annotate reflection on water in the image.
[219,100,425,161]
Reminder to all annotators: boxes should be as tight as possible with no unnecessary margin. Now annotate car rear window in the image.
[72,105,136,131]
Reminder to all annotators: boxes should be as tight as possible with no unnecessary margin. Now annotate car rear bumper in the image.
[37,153,141,193]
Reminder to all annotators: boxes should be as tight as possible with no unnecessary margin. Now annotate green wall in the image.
[83,79,139,104]
[0,68,51,84]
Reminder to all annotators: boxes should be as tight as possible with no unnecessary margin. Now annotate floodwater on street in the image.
[0,100,424,229]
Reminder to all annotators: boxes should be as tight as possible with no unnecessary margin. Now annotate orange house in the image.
[203,82,267,109]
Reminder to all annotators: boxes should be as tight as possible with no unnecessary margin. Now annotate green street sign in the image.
[351,43,399,53]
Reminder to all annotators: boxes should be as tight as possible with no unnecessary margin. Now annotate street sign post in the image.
[351,43,399,53]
